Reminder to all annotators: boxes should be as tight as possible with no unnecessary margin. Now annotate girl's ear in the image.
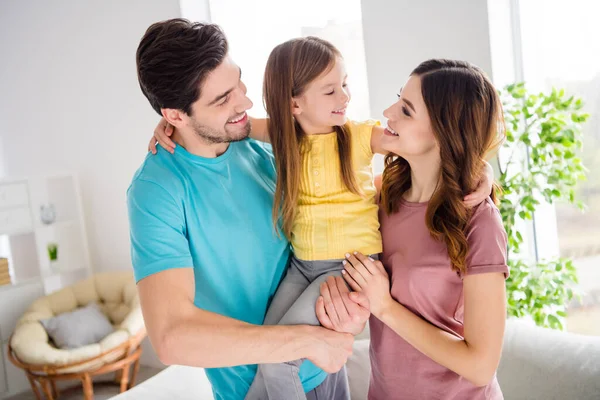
[291,98,302,116]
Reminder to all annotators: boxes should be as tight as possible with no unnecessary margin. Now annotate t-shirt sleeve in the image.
[462,200,510,279]
[127,178,193,283]
[350,119,380,157]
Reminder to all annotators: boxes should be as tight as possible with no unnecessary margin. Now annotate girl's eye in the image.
[402,106,410,117]
[326,91,334,95]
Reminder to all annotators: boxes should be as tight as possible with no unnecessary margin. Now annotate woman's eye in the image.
[402,106,410,117]
[326,91,334,95]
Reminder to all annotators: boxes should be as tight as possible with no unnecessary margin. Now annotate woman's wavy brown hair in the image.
[263,37,360,239]
[381,59,505,274]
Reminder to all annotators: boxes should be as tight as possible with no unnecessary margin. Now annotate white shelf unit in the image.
[0,174,92,398]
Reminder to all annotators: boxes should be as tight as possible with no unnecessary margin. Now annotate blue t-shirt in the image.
[127,139,326,399]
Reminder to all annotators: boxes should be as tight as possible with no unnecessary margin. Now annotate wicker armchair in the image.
[7,271,147,400]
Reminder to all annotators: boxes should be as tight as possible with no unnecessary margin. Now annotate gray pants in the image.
[245,256,351,400]
[306,366,350,400]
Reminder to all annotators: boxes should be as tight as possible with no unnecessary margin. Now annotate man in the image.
[128,18,369,399]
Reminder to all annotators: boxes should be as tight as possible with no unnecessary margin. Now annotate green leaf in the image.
[547,315,563,331]
[498,83,587,331]
[516,231,523,242]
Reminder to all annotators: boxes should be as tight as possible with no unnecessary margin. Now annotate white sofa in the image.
[111,319,600,399]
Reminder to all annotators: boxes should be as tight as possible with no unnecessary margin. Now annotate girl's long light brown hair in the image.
[263,37,360,239]
[381,59,505,275]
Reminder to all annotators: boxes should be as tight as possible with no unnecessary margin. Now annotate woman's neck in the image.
[404,152,442,203]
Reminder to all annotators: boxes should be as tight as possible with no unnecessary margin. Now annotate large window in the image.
[518,0,600,335]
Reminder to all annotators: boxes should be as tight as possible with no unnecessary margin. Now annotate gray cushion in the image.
[40,302,114,349]
[497,319,600,400]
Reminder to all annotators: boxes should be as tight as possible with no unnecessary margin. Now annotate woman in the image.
[343,59,508,399]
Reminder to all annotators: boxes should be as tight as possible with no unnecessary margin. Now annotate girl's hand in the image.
[148,118,176,154]
[342,252,394,319]
[463,161,494,208]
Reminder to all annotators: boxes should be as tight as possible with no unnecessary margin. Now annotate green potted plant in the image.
[47,242,59,272]
[497,82,589,329]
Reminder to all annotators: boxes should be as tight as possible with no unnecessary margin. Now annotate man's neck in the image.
[172,129,229,158]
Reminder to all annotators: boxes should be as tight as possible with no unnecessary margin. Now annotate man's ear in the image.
[161,108,187,129]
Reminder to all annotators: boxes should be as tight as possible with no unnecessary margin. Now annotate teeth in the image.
[386,126,399,136]
[228,113,245,123]
[333,108,346,113]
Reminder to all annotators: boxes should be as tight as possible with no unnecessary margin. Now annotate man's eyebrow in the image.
[207,67,242,106]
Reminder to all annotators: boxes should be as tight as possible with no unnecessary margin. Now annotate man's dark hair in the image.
[136,19,228,116]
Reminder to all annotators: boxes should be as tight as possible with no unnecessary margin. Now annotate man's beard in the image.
[189,117,251,144]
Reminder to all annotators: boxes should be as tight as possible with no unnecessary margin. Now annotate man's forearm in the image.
[159,307,316,368]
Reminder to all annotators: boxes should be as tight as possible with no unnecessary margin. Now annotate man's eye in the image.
[219,96,230,106]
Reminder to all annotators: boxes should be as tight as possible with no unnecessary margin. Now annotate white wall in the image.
[360,0,494,122]
[0,0,213,371]
[0,0,190,274]
[0,0,494,274]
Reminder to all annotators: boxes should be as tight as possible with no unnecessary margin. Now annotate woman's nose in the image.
[383,106,392,119]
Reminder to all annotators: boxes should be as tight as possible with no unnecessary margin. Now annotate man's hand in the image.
[303,326,354,373]
[316,275,371,336]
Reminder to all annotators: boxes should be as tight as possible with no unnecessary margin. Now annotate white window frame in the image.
[489,0,561,263]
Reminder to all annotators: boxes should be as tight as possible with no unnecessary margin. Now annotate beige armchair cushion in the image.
[10,270,145,373]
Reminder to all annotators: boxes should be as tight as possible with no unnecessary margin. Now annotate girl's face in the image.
[380,75,438,159]
[292,57,351,134]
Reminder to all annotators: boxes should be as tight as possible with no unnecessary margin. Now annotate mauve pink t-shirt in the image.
[369,197,509,400]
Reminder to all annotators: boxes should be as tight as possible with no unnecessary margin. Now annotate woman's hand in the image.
[463,161,494,208]
[148,118,176,154]
[342,252,394,319]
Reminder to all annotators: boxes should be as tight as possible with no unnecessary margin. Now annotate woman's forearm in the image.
[378,300,498,386]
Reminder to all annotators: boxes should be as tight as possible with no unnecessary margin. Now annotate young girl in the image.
[149,38,493,399]
[342,59,508,399]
